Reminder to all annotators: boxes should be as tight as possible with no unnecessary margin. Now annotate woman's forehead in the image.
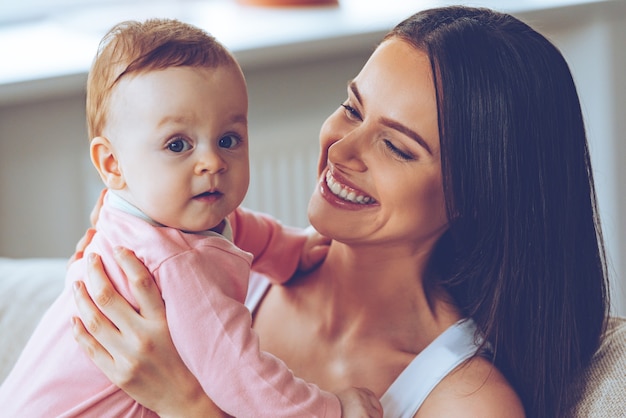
[352,38,440,154]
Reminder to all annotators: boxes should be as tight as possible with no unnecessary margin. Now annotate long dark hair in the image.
[386,6,609,417]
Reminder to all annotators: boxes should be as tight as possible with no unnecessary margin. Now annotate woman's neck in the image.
[292,240,460,347]
[252,239,462,394]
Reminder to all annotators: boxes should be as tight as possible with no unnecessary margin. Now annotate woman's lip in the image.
[327,168,358,191]
[319,169,378,209]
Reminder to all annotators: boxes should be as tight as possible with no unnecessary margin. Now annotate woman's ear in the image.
[90,136,125,190]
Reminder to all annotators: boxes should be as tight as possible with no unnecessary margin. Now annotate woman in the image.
[72,6,609,417]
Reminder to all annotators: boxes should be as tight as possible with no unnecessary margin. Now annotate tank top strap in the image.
[380,319,483,418]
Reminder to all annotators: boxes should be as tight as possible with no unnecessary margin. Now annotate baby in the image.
[0,19,381,417]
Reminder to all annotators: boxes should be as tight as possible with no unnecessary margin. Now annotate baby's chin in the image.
[179,220,225,234]
[153,215,222,234]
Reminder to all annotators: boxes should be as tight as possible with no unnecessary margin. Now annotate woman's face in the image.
[308,37,448,250]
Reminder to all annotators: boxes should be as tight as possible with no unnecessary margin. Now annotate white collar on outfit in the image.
[106,191,232,241]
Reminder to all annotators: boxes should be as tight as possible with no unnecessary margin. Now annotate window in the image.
[0,0,204,26]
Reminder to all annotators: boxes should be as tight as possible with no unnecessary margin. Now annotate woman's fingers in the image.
[112,247,165,321]
[83,252,142,334]
[71,280,116,373]
[76,252,162,387]
[72,278,144,389]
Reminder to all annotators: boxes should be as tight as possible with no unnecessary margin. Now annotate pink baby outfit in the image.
[0,193,340,417]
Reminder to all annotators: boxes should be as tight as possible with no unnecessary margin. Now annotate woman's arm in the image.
[71,249,229,418]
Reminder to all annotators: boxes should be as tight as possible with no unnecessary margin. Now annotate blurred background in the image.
[0,0,624,314]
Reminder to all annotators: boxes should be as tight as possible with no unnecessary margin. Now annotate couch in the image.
[1,257,624,415]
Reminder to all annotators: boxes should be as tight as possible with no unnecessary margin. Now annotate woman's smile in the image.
[325,170,376,205]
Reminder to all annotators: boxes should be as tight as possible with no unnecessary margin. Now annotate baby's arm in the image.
[298,225,331,272]
[158,247,338,416]
[230,207,318,284]
[74,247,381,417]
[158,246,381,417]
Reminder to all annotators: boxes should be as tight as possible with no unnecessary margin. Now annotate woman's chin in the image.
[307,184,374,241]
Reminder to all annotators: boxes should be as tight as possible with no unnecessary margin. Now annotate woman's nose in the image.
[194,150,227,175]
[327,128,367,172]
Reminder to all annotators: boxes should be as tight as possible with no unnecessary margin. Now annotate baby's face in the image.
[104,65,249,232]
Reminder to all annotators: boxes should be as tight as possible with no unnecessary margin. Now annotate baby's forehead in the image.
[104,64,247,127]
[109,65,200,97]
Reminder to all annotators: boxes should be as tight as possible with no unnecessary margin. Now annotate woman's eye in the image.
[384,139,414,161]
[218,134,240,149]
[341,103,362,121]
[167,138,193,153]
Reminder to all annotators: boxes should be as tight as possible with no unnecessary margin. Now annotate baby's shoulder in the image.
[416,356,525,417]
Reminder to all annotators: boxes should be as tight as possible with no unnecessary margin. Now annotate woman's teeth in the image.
[325,171,376,204]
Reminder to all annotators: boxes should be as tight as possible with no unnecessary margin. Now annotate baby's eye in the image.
[341,103,362,121]
[218,134,241,149]
[166,137,193,153]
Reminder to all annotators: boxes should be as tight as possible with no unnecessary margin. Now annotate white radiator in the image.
[243,140,319,229]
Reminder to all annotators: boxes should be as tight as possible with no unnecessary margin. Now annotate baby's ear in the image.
[90,136,125,190]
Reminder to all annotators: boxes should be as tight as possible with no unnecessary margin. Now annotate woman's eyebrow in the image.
[349,80,433,155]
[348,80,364,105]
[380,117,433,155]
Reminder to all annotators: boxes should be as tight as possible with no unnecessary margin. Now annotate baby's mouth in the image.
[325,171,376,204]
[194,190,222,199]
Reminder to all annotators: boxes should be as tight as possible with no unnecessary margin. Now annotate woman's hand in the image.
[72,248,226,417]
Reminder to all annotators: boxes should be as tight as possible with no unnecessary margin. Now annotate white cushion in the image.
[570,316,626,416]
[0,257,66,382]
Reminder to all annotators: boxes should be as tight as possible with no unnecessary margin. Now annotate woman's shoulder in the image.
[416,355,525,417]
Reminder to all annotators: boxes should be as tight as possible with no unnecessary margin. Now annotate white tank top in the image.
[245,273,484,418]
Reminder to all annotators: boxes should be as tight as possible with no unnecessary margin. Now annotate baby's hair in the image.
[86,18,236,139]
